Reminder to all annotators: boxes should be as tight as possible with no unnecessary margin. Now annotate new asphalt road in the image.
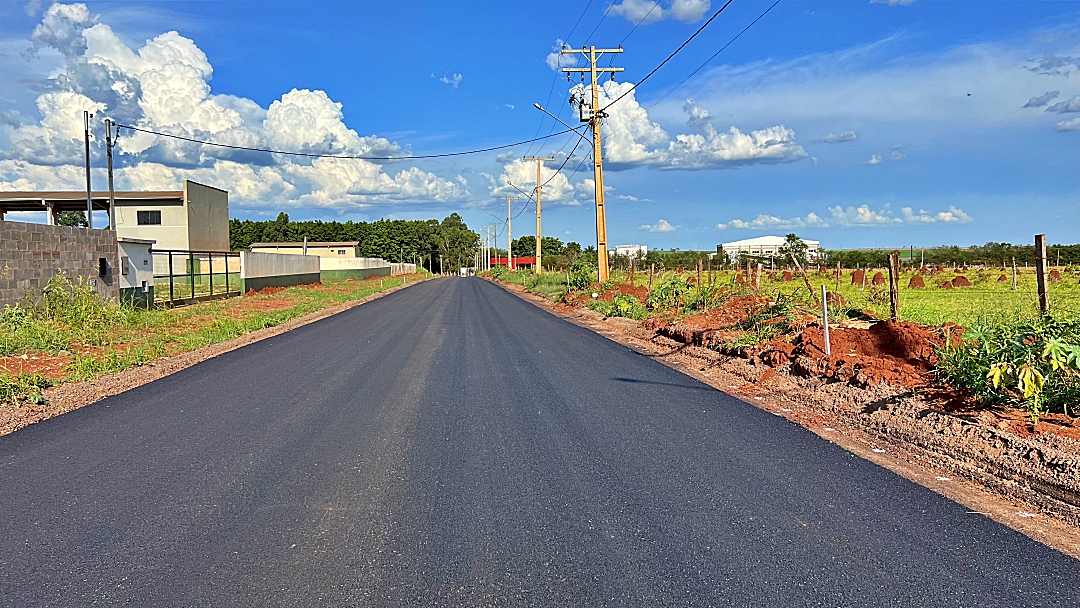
[1,277,1078,606]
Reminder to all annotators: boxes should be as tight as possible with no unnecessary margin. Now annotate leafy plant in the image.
[587,294,647,320]
[647,275,691,309]
[938,317,1080,422]
[0,372,52,407]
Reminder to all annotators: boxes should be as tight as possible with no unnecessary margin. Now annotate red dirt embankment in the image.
[761,321,963,389]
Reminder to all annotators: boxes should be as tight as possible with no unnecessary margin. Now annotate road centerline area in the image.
[1,277,1077,606]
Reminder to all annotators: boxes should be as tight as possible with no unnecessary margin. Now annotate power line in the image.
[524,0,595,159]
[583,1,615,46]
[600,0,736,113]
[114,123,575,160]
[600,0,782,145]
[618,0,661,46]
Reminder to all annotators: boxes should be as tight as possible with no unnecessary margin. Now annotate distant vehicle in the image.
[459,267,473,277]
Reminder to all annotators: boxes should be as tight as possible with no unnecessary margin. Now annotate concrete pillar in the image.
[45,201,58,225]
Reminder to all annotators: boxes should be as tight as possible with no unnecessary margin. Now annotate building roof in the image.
[250,242,359,248]
[721,236,820,248]
[0,190,182,213]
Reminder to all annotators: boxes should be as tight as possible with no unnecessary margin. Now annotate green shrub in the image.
[647,275,691,309]
[587,293,647,320]
[937,316,1080,422]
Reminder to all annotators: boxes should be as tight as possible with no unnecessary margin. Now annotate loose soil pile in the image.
[909,275,925,289]
[872,272,886,286]
[953,276,972,287]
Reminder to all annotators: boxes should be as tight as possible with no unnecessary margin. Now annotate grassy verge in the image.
[0,272,426,406]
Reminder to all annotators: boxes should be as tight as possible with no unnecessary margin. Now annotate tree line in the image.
[825,242,1080,268]
[229,212,479,272]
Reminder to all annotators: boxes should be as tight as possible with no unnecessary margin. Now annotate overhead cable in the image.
[113,123,575,160]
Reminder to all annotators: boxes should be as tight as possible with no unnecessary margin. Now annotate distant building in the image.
[249,241,361,258]
[609,243,648,259]
[718,236,820,262]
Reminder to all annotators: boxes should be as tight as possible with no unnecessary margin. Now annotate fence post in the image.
[1035,234,1049,315]
[835,261,841,294]
[649,263,654,292]
[189,252,195,299]
[1011,256,1017,292]
[209,252,214,296]
[225,253,230,294]
[168,252,174,302]
[790,254,817,302]
[821,283,831,357]
[888,252,900,321]
[697,258,702,290]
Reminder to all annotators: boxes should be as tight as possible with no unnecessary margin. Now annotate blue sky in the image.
[1,0,1078,251]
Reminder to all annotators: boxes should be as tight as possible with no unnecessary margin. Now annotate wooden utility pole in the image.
[888,252,900,321]
[105,118,115,228]
[501,196,519,270]
[1035,234,1049,315]
[562,44,623,283]
[83,110,93,229]
[523,156,553,274]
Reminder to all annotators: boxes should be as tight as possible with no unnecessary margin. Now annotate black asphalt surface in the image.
[2,277,1078,607]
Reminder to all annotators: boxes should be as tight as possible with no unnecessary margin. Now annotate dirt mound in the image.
[908,275,925,289]
[618,283,649,301]
[998,274,1008,282]
[851,269,865,286]
[1050,269,1063,282]
[762,321,962,389]
[939,281,953,290]
[735,273,746,285]
[826,292,846,308]
[782,271,793,282]
[872,272,886,286]
[952,276,971,287]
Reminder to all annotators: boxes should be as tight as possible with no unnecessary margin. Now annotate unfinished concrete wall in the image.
[185,180,229,252]
[0,220,120,307]
[239,251,320,293]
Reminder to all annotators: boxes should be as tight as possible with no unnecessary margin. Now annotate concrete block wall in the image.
[0,220,120,308]
[318,256,392,281]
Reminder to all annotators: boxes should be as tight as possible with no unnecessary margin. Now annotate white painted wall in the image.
[319,257,392,271]
[240,251,320,279]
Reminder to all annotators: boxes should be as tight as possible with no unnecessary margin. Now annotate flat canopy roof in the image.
[250,242,359,248]
[0,190,182,213]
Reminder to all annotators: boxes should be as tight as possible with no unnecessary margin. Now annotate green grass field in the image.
[0,273,424,405]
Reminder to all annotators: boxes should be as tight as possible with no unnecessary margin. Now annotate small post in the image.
[189,252,196,299]
[790,253,817,302]
[209,252,214,296]
[168,252,174,302]
[629,259,636,285]
[303,236,308,256]
[649,263,654,291]
[697,258,703,289]
[225,253,230,294]
[821,283,831,357]
[707,256,713,287]
[1035,234,1049,315]
[861,264,866,290]
[835,261,841,294]
[888,252,900,321]
[1011,256,1017,292]
[755,263,763,290]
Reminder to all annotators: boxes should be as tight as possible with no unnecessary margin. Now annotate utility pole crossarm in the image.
[561,67,624,73]
[561,47,623,55]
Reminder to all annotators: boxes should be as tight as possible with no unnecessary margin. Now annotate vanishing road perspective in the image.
[2,278,1078,606]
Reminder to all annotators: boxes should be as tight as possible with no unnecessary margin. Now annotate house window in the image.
[337,249,346,255]
[137,210,161,225]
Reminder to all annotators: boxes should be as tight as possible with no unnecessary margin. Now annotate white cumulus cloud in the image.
[1057,117,1080,131]
[641,218,677,232]
[583,86,806,171]
[815,131,857,143]
[868,154,882,164]
[1,3,468,210]
[609,0,711,25]
[717,204,972,229]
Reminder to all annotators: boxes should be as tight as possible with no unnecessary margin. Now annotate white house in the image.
[718,236,820,262]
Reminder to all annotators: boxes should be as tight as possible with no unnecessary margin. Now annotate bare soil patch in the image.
[0,352,71,380]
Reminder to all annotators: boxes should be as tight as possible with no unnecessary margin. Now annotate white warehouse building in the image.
[718,236,821,262]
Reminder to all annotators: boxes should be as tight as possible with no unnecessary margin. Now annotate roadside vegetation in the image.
[0,272,425,406]
[484,241,1080,424]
